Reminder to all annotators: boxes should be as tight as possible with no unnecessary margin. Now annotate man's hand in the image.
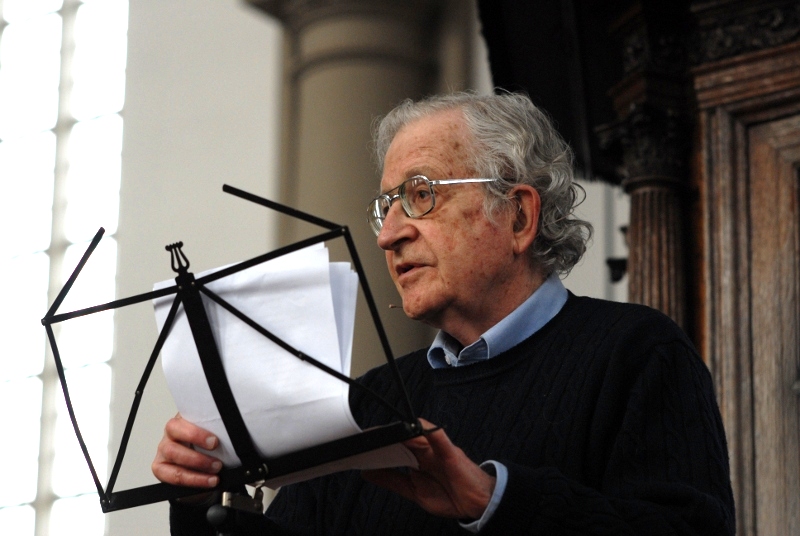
[362,419,496,520]
[152,414,223,488]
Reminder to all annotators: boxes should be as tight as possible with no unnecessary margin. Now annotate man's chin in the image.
[401,303,423,320]
[400,300,439,326]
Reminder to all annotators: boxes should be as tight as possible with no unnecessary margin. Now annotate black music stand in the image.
[41,185,422,526]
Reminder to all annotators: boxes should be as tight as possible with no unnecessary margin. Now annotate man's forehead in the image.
[380,112,472,191]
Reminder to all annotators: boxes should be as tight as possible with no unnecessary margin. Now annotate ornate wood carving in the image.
[690,0,800,65]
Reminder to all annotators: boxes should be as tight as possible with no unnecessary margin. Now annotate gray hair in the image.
[374,92,592,277]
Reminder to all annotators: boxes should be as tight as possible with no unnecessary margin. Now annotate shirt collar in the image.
[427,274,568,368]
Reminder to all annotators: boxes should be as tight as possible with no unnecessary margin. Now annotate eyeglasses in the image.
[367,175,499,236]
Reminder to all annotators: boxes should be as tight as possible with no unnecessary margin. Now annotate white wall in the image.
[108,2,281,534]
[563,180,629,302]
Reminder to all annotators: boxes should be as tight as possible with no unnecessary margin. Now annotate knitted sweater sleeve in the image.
[481,337,735,535]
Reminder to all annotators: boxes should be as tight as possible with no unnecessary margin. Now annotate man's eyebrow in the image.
[378,170,430,195]
[378,176,411,196]
[377,184,396,196]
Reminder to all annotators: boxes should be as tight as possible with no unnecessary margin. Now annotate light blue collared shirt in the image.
[428,274,568,368]
[426,274,568,532]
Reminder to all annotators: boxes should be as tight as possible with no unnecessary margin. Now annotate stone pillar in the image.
[246,0,444,374]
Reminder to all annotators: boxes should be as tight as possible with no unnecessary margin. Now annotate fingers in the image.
[420,424,458,460]
[403,419,459,467]
[152,415,222,488]
[166,414,218,449]
[388,419,495,519]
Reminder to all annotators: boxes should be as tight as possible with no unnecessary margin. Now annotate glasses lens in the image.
[401,177,433,217]
[368,197,388,235]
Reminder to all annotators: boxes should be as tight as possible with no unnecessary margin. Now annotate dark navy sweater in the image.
[171,294,735,535]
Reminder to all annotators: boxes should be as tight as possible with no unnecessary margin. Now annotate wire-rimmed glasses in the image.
[367,175,499,236]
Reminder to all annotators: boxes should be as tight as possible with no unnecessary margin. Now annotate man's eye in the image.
[408,188,429,204]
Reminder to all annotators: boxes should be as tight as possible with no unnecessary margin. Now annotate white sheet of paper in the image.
[154,243,416,488]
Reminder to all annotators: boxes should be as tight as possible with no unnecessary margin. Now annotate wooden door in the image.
[748,115,800,534]
[695,40,800,534]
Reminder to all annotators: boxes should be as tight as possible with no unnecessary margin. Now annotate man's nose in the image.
[376,201,414,250]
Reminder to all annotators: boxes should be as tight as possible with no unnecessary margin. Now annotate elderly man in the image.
[155,93,735,535]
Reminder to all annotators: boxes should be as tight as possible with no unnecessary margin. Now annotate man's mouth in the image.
[396,262,421,277]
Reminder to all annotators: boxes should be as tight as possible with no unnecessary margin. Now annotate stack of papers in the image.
[154,243,416,488]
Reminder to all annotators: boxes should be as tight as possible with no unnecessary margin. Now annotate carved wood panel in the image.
[700,104,756,534]
[699,104,800,536]
[695,41,800,536]
[748,115,800,535]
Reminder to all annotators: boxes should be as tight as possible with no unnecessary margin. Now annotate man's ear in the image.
[509,185,540,256]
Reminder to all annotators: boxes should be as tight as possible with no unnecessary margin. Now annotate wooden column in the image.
[597,2,692,328]
[625,175,686,326]
[615,104,689,327]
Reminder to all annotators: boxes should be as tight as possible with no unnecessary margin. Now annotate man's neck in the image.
[436,269,546,347]
[427,273,567,369]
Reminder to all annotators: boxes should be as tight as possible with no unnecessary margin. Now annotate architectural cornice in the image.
[245,0,439,31]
